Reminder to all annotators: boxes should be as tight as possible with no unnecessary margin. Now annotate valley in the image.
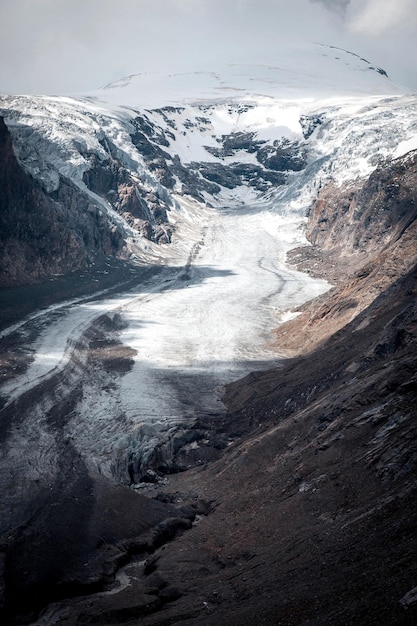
[1,45,417,624]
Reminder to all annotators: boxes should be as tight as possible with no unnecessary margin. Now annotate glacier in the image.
[1,43,417,487]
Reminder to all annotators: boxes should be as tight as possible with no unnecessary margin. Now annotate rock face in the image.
[129,109,304,201]
[279,150,417,355]
[306,151,417,262]
[82,144,173,244]
[0,117,123,285]
[0,98,178,286]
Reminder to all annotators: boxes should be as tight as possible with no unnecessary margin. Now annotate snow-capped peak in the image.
[89,43,402,108]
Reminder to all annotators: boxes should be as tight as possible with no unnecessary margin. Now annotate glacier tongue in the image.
[70,197,330,479]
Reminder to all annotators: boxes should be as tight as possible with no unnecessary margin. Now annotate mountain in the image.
[0,43,408,288]
[0,43,417,624]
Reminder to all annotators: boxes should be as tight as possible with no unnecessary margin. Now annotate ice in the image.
[61,197,330,476]
[395,135,417,158]
[0,293,140,403]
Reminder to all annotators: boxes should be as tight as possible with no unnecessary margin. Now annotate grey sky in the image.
[0,0,416,95]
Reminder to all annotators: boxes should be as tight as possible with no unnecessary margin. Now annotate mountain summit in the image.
[92,43,401,107]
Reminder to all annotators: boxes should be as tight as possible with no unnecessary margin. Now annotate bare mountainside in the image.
[0,44,417,624]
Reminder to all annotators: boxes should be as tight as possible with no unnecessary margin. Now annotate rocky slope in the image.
[0,116,123,285]
[0,97,176,287]
[274,149,417,355]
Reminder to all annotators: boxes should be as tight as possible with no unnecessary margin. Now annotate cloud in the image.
[347,0,416,36]
[311,0,417,37]
[309,0,350,15]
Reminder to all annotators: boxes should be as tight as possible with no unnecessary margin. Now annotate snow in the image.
[141,100,305,166]
[89,43,403,109]
[299,95,417,187]
[395,135,417,158]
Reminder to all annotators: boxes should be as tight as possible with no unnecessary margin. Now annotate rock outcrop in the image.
[0,117,123,286]
[129,111,305,202]
[279,150,417,355]
[306,151,417,264]
[82,150,172,244]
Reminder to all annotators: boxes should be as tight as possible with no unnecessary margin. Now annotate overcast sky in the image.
[0,0,416,95]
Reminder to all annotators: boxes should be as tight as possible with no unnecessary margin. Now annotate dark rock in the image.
[158,585,182,602]
[80,593,162,623]
[257,138,307,171]
[205,132,262,158]
[300,113,324,139]
[0,117,124,286]
[130,117,176,190]
[196,161,286,192]
[0,551,5,613]
[152,517,192,547]
[1,470,191,623]
[177,504,197,521]
[82,148,173,243]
